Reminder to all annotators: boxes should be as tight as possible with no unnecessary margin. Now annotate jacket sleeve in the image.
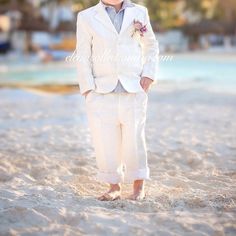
[76,12,96,95]
[140,7,159,84]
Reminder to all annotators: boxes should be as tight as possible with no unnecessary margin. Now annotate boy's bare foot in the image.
[127,179,146,200]
[97,183,121,201]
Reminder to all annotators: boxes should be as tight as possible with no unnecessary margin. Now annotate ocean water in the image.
[159,54,236,93]
[0,53,236,93]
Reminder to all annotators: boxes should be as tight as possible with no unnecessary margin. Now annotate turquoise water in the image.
[0,54,236,92]
[159,55,236,87]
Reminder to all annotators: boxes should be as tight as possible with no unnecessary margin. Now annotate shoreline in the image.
[1,81,236,96]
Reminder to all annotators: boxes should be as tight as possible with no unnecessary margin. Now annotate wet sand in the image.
[0,84,236,235]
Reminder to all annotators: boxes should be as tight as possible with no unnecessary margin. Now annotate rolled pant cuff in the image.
[123,168,151,184]
[96,171,124,184]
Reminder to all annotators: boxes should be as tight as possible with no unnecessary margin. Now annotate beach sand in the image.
[0,84,236,235]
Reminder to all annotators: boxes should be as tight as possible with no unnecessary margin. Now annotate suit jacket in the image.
[76,0,159,95]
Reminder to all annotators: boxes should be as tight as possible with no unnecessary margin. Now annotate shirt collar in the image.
[100,0,134,11]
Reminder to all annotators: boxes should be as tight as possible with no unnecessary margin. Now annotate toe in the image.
[127,192,146,201]
[127,194,135,200]
[97,192,121,201]
[100,193,111,201]
[97,193,108,201]
[97,195,105,201]
[113,195,121,201]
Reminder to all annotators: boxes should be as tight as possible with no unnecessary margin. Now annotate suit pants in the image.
[85,90,151,184]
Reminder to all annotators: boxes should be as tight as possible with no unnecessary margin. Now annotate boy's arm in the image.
[76,13,95,95]
[140,7,159,84]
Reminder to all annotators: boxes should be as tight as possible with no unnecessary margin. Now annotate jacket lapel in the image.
[94,1,118,35]
[94,1,137,36]
[119,6,136,35]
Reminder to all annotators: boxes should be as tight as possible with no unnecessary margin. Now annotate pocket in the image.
[140,86,148,95]
[139,78,147,94]
[142,90,148,98]
[85,90,94,102]
[139,88,148,101]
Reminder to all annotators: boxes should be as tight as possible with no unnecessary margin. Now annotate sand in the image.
[0,84,236,236]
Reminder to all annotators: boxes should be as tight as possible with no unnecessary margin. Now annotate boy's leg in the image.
[120,91,151,184]
[85,91,124,184]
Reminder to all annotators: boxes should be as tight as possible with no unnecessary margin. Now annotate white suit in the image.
[76,0,159,184]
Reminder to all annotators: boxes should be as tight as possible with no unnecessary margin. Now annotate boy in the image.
[76,0,159,200]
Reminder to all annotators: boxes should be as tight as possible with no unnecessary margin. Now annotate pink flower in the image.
[131,20,147,37]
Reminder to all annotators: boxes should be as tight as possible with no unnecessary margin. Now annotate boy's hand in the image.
[140,77,154,93]
[83,90,92,98]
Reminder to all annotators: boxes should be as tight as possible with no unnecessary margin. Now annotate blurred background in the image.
[0,0,236,92]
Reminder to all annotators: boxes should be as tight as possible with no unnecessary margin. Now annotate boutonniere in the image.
[131,19,147,38]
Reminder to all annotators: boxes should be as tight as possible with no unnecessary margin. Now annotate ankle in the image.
[110,183,121,191]
[133,180,144,190]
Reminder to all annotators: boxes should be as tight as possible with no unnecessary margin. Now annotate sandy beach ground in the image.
[0,81,236,235]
